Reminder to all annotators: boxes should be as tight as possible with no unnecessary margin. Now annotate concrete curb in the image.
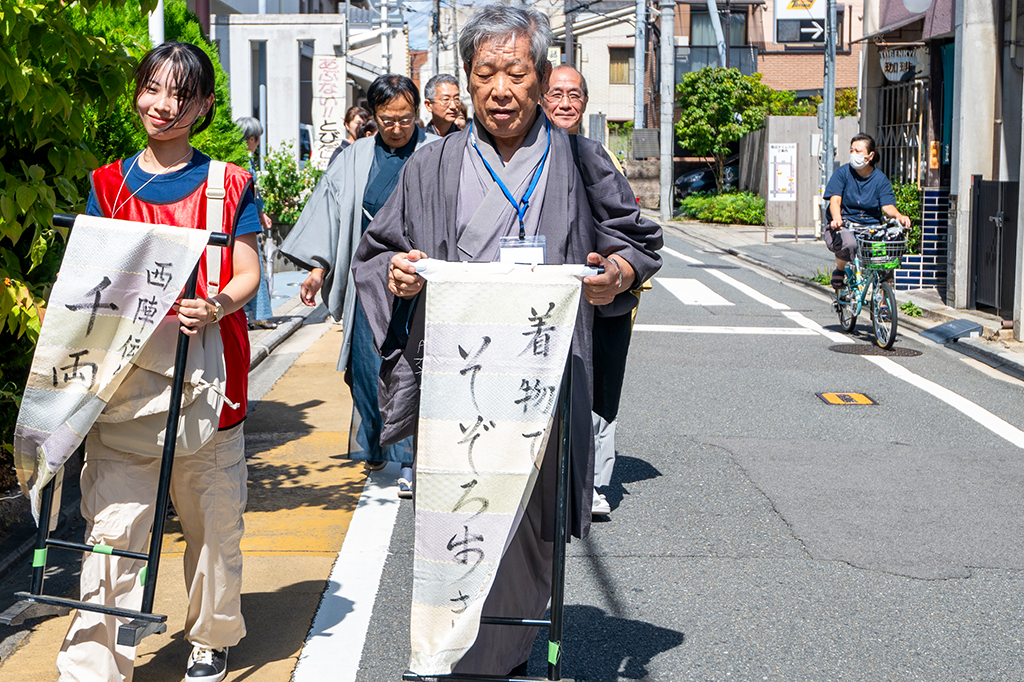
[661,222,1024,380]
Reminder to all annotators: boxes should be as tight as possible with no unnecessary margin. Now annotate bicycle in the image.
[831,218,905,349]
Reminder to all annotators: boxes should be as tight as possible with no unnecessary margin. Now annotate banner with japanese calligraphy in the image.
[14,215,210,521]
[409,262,582,675]
[311,54,346,170]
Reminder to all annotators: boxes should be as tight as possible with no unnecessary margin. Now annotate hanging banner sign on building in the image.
[879,46,929,82]
[311,54,346,170]
[768,143,798,202]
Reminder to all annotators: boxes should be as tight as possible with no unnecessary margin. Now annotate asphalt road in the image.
[4,233,1024,681]
[359,231,1024,681]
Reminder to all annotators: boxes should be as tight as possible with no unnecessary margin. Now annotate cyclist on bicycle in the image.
[824,133,911,289]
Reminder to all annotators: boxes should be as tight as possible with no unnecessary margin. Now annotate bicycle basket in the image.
[856,234,906,269]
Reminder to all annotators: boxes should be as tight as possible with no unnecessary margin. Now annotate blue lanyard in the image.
[469,118,551,240]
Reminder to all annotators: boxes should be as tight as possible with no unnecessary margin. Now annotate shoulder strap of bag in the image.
[205,160,227,296]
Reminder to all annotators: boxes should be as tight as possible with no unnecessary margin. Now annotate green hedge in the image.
[679,191,766,225]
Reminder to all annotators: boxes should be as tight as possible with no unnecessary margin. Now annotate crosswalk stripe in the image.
[705,269,791,310]
[634,323,816,335]
[656,277,733,306]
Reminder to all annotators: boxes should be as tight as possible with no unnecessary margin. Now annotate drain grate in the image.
[828,344,922,357]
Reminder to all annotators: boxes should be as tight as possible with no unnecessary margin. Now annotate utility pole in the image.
[564,0,575,67]
[453,0,461,88]
[148,0,164,47]
[634,0,645,128]
[659,0,675,222]
[819,0,837,227]
[432,0,440,77]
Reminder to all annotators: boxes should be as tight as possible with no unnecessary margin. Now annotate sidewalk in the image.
[0,299,366,681]
[653,213,1024,380]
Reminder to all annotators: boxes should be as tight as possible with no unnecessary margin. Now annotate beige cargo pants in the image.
[56,424,247,682]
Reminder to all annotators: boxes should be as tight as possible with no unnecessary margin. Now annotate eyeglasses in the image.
[544,90,585,104]
[378,115,416,129]
[429,96,461,106]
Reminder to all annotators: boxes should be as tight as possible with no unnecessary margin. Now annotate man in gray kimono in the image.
[352,4,662,676]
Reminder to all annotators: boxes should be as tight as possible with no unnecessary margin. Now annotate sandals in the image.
[397,478,413,499]
[831,269,845,289]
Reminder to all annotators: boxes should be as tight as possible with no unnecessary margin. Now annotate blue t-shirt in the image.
[86,150,261,238]
[823,164,896,225]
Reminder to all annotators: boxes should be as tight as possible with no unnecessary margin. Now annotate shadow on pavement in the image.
[600,455,662,512]
[133,579,342,681]
[527,604,685,681]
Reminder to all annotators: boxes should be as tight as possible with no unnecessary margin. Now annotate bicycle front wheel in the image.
[871,280,898,349]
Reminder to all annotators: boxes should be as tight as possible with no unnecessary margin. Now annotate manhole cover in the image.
[828,344,922,357]
[687,264,740,269]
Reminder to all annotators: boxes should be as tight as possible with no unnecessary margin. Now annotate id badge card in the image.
[499,235,546,265]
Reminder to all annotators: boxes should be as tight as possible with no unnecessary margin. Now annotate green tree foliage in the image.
[892,182,922,254]
[0,0,156,490]
[675,68,772,189]
[768,88,860,117]
[259,142,325,225]
[73,0,248,167]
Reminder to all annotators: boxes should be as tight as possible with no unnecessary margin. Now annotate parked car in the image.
[675,159,739,201]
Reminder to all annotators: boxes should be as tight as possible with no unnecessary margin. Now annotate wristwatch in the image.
[209,299,225,323]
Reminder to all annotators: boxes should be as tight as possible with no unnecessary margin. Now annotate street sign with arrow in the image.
[776,18,831,44]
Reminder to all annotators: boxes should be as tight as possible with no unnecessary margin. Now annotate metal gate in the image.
[969,175,1019,319]
[876,79,926,185]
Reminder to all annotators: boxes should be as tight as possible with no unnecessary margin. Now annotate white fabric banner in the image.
[409,262,583,675]
[14,215,209,521]
[311,54,346,170]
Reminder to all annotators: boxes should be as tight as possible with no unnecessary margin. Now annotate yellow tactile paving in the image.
[0,322,362,681]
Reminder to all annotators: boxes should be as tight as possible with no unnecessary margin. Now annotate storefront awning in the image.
[853,15,924,44]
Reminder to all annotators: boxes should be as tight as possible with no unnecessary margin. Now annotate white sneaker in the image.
[592,489,611,515]
[186,645,228,682]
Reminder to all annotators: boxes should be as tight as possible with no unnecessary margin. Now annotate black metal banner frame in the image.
[0,213,231,647]
[402,347,576,682]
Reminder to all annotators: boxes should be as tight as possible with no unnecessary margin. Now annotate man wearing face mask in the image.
[823,133,911,289]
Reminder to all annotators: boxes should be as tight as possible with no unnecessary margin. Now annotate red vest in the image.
[91,158,253,429]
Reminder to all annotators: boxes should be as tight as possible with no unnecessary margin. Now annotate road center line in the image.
[634,323,816,335]
[292,463,402,682]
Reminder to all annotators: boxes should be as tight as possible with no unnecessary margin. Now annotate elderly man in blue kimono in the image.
[352,4,662,676]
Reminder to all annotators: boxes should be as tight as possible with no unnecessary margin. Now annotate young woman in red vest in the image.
[57,42,260,682]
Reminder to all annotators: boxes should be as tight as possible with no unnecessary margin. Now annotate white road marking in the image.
[781,310,853,344]
[706,269,791,310]
[656,277,733,306]
[292,463,402,682]
[634,323,816,335]
[661,244,790,310]
[863,355,1024,449]
[662,246,702,264]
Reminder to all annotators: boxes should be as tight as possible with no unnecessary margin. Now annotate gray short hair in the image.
[459,4,553,77]
[424,73,459,101]
[550,65,588,99]
[236,116,263,141]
